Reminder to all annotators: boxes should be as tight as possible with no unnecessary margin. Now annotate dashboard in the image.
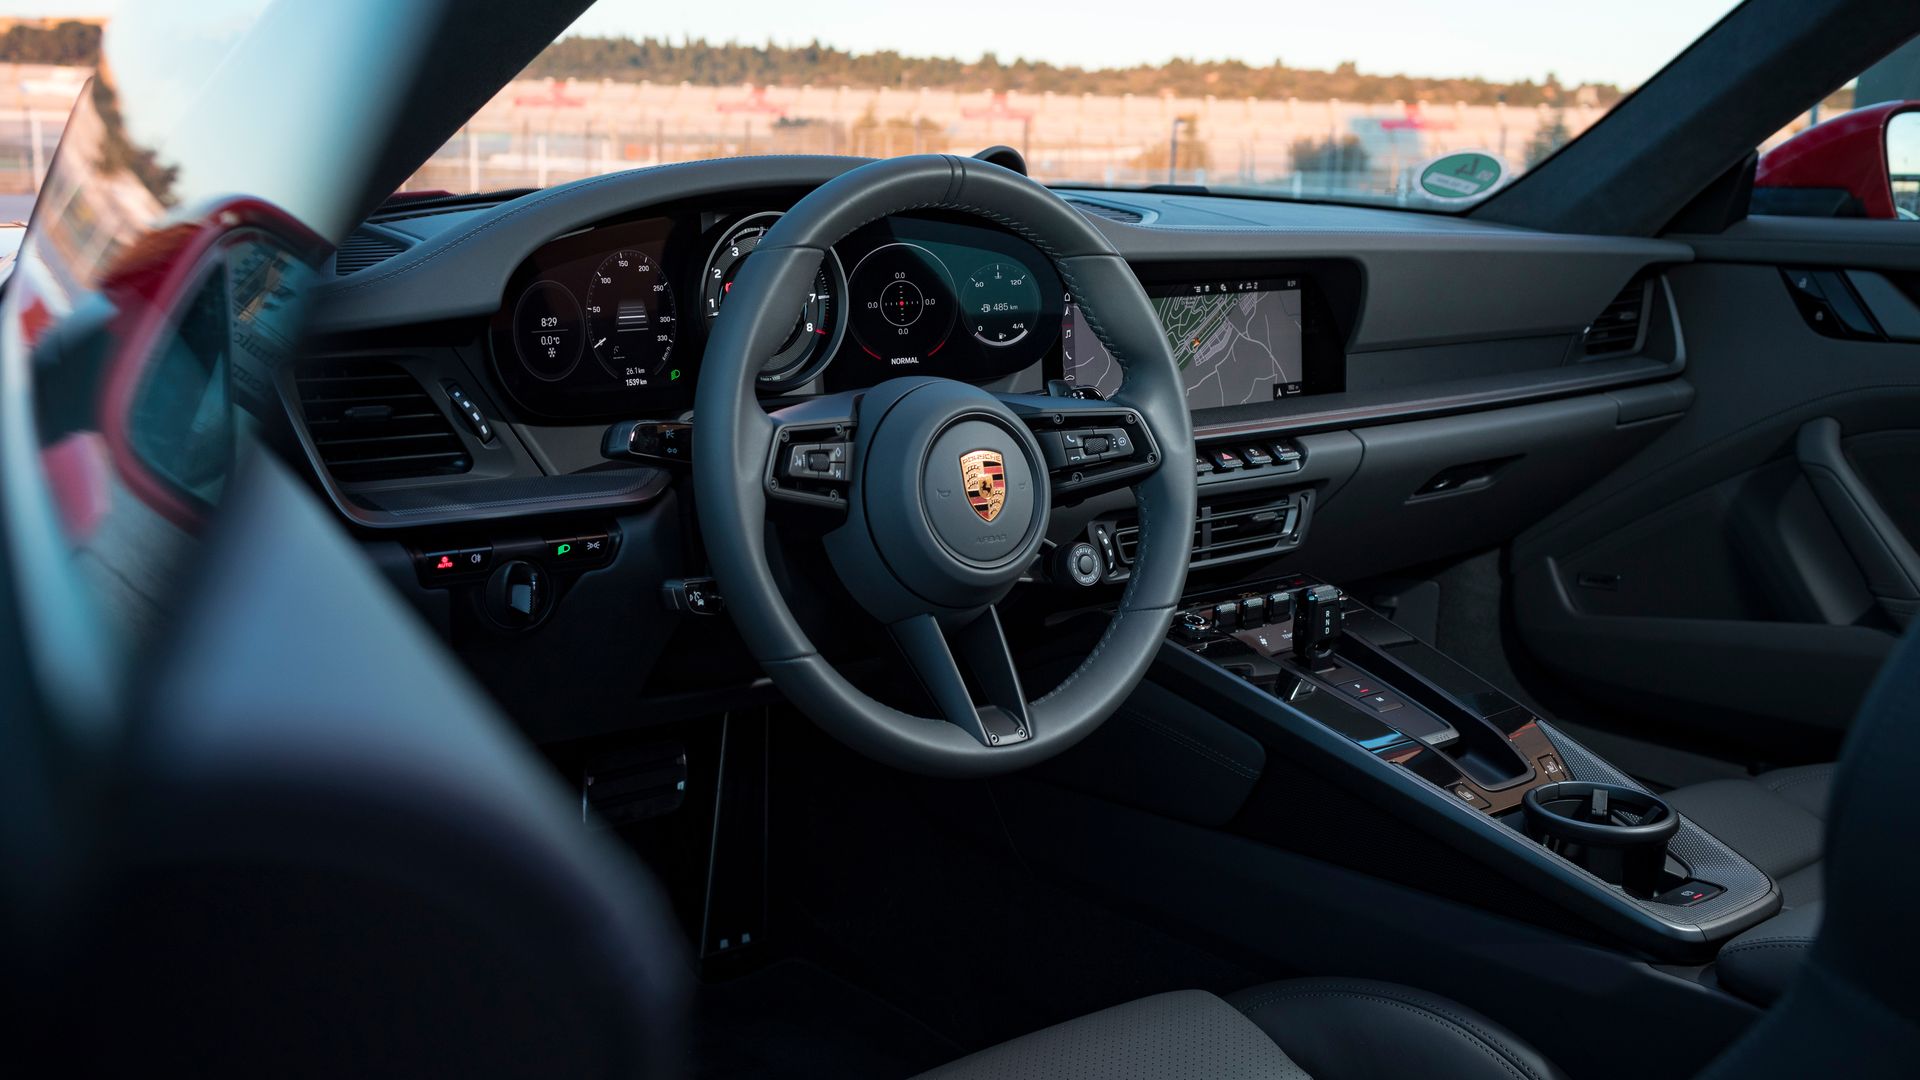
[488,206,1067,419]
[287,155,1690,742]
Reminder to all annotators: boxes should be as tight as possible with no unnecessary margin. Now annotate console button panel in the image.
[411,526,619,588]
[1196,437,1304,480]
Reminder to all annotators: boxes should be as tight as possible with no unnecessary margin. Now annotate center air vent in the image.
[333,226,409,276]
[1065,198,1147,224]
[1582,278,1652,356]
[1114,491,1308,568]
[294,360,470,483]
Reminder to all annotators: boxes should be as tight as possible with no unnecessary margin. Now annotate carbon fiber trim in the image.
[1538,720,1776,929]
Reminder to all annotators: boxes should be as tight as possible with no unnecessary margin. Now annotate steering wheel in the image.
[694,155,1196,776]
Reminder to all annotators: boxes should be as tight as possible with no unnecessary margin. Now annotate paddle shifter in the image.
[1293,583,1346,661]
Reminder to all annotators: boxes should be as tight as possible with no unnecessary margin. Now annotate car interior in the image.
[4,0,1920,1077]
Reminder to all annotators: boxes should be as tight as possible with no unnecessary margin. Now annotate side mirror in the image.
[1753,100,1920,219]
[1890,112,1919,219]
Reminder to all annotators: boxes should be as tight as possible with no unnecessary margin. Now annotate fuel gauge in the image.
[963,261,1042,347]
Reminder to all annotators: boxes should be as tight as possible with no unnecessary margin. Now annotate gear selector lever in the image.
[1293,584,1345,661]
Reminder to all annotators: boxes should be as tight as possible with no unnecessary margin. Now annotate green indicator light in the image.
[555,542,572,556]
[669,368,682,380]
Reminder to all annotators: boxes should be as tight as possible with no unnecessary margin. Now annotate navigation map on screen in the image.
[1063,280,1305,409]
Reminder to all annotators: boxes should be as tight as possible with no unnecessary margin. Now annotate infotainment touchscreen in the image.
[1062,278,1329,409]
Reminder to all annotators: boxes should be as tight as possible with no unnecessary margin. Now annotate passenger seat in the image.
[1665,763,1834,1007]
[1664,763,1835,908]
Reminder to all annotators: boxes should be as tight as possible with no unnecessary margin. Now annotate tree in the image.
[1290,135,1369,174]
[1524,110,1572,168]
[0,20,103,65]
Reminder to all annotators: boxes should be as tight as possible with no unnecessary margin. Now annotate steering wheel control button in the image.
[662,577,725,615]
[785,441,848,482]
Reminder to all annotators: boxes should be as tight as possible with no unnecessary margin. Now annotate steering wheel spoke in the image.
[764,393,859,511]
[996,392,1164,501]
[889,607,1032,746]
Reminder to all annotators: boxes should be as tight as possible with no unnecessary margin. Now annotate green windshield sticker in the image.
[1419,153,1503,199]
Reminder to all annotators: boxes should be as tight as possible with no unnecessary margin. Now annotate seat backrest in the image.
[37,453,687,1078]
[1698,621,1920,1078]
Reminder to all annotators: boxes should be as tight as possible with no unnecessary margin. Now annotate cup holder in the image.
[1522,781,1680,897]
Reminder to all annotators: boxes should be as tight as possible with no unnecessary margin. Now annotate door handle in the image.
[1797,417,1920,626]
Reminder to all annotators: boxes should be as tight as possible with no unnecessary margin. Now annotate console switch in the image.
[1265,591,1295,623]
[1240,594,1267,625]
[1212,599,1242,629]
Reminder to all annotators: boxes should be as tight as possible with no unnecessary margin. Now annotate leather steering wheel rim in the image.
[693,154,1196,777]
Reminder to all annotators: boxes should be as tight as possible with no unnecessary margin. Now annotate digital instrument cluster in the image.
[489,209,1065,419]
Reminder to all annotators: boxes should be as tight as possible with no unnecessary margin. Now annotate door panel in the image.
[1511,226,1920,754]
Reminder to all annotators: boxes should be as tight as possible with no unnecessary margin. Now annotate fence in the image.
[404,79,1625,206]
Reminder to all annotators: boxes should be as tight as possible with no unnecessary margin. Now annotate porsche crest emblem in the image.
[960,449,1007,523]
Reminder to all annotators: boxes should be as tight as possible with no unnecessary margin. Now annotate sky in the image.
[2,0,1744,88]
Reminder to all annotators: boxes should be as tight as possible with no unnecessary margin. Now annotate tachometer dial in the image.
[510,280,584,381]
[962,261,1042,347]
[847,242,957,362]
[585,249,678,387]
[702,212,846,389]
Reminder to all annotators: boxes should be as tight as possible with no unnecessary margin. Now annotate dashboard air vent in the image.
[294,360,470,483]
[1582,278,1651,356]
[333,227,409,276]
[1065,198,1147,224]
[1115,492,1302,567]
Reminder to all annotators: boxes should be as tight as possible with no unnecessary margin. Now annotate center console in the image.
[1150,575,1780,957]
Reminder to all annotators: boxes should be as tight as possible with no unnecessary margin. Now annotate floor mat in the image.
[689,958,962,1080]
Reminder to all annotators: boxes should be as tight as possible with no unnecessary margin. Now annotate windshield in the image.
[401,0,1744,210]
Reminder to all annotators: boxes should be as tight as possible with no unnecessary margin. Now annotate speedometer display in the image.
[586,249,678,388]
